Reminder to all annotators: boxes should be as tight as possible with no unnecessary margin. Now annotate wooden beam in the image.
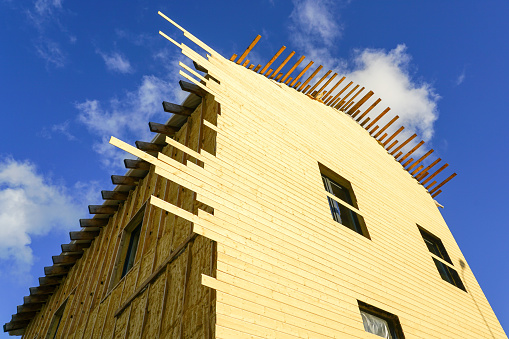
[61,243,88,253]
[3,320,30,332]
[416,158,441,180]
[265,69,274,77]
[334,84,359,108]
[88,205,118,215]
[430,173,457,194]
[23,295,49,304]
[340,87,364,111]
[162,101,194,116]
[29,285,57,295]
[229,53,237,62]
[305,70,332,95]
[80,218,109,227]
[281,55,305,83]
[408,149,434,171]
[11,312,37,322]
[322,76,345,103]
[325,81,352,106]
[101,190,129,201]
[316,73,337,96]
[149,122,178,136]
[403,157,414,167]
[382,126,404,147]
[386,140,399,151]
[391,133,417,156]
[192,61,207,73]
[260,46,286,75]
[136,141,164,153]
[290,61,314,87]
[374,115,399,138]
[399,141,424,163]
[423,163,449,185]
[269,51,295,79]
[366,107,391,130]
[253,64,261,72]
[69,231,99,241]
[298,65,323,91]
[356,98,381,122]
[179,80,207,97]
[248,64,254,70]
[17,304,43,314]
[111,175,140,186]
[347,91,374,115]
[431,190,442,198]
[236,35,262,65]
[38,276,63,286]
[52,253,83,265]
[242,59,250,67]
[44,265,70,277]
[124,159,150,170]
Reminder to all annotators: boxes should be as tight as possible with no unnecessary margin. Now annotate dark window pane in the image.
[419,229,452,264]
[433,258,466,291]
[327,197,362,234]
[121,222,142,278]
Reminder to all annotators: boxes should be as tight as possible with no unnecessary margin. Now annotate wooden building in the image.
[4,12,507,338]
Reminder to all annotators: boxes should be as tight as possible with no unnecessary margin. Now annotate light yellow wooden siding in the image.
[148,29,506,339]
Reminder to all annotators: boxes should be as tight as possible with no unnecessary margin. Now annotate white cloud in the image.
[35,39,66,68]
[0,157,91,280]
[39,120,76,140]
[76,73,181,169]
[287,0,439,141]
[33,0,62,16]
[455,69,466,86]
[98,51,134,74]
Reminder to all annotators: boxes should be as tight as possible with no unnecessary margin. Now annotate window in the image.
[110,205,145,289]
[319,163,370,238]
[358,301,405,339]
[418,226,466,291]
[46,295,72,339]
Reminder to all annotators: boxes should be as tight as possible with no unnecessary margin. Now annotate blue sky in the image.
[1,0,508,336]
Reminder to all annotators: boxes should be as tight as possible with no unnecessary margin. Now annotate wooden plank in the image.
[355,98,381,122]
[124,159,150,170]
[260,46,286,75]
[3,321,30,332]
[179,80,207,97]
[386,140,399,151]
[366,107,391,130]
[333,84,359,108]
[382,126,404,147]
[162,101,194,116]
[298,65,323,91]
[373,115,399,138]
[38,276,63,286]
[339,87,364,111]
[289,61,314,87]
[281,55,305,83]
[242,59,250,67]
[29,285,57,295]
[269,51,295,79]
[431,190,442,198]
[422,163,449,185]
[149,122,178,136]
[229,54,237,62]
[425,180,437,190]
[11,312,38,322]
[253,64,261,72]
[399,141,424,163]
[88,205,118,215]
[305,70,332,95]
[44,265,70,277]
[315,73,337,96]
[265,69,274,77]
[248,64,254,70]
[236,35,262,65]
[101,190,129,201]
[111,175,140,186]
[192,60,208,73]
[52,253,82,265]
[17,304,43,314]
[408,149,434,171]
[391,133,417,156]
[79,218,109,227]
[23,295,49,304]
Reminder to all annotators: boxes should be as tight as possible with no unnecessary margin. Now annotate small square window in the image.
[358,301,405,339]
[319,163,370,238]
[418,226,466,291]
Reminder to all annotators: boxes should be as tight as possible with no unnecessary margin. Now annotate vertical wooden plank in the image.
[391,133,417,156]
[298,65,323,91]
[236,35,262,65]
[355,98,381,122]
[373,115,399,138]
[269,51,295,79]
[281,55,306,83]
[382,126,404,147]
[290,61,314,87]
[422,163,449,185]
[399,141,424,163]
[260,46,286,75]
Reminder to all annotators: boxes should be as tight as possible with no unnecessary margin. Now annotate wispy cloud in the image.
[35,38,66,68]
[0,157,93,281]
[455,69,466,86]
[39,120,76,140]
[98,51,134,74]
[287,0,439,141]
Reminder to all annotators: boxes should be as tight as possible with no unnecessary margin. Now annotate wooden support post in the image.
[386,140,399,151]
[290,61,314,87]
[305,70,332,95]
[149,122,178,136]
[260,46,286,75]
[162,101,194,116]
[281,55,305,83]
[411,165,424,176]
[325,81,352,106]
[269,51,295,79]
[347,91,374,115]
[403,157,414,167]
[192,61,207,73]
[39,276,63,286]
[236,35,261,65]
[60,243,88,253]
[416,158,441,180]
[340,87,364,111]
[248,64,254,70]
[242,59,250,67]
[17,304,43,314]
[229,53,237,62]
[391,133,417,156]
[316,73,337,95]
[399,141,424,163]
[425,180,437,190]
[29,285,57,295]
[431,190,442,198]
[423,163,449,185]
[366,107,391,130]
[23,295,49,304]
[253,64,261,72]
[52,253,82,265]
[322,76,346,103]
[408,149,434,171]
[298,65,323,91]
[43,265,70,277]
[334,85,359,108]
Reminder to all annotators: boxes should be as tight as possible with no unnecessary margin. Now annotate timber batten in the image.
[4,12,505,339]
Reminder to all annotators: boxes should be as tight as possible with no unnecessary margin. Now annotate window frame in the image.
[358,300,405,339]
[319,163,370,239]
[108,203,146,291]
[418,226,466,291]
[45,294,73,339]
